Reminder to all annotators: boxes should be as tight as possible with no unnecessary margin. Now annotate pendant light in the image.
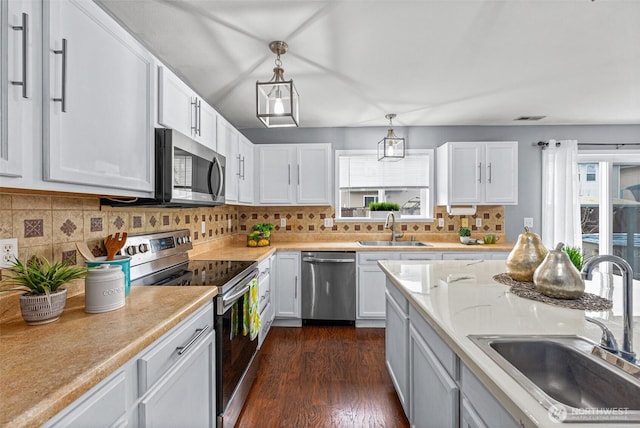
[256,41,299,128]
[377,114,405,161]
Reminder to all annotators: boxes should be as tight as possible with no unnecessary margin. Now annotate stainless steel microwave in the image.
[102,128,225,207]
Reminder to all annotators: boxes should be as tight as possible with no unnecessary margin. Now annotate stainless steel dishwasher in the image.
[301,251,356,323]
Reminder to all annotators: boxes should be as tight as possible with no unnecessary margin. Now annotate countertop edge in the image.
[2,288,218,428]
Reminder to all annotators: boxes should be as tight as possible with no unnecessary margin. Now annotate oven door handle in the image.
[208,156,224,201]
[223,282,252,308]
[302,257,355,263]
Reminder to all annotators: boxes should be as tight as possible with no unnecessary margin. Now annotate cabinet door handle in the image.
[191,98,198,135]
[294,276,297,299]
[241,156,246,180]
[477,162,482,183]
[288,164,291,185]
[10,13,29,99]
[297,165,300,185]
[176,324,210,356]
[53,38,67,112]
[197,98,202,136]
[487,162,492,183]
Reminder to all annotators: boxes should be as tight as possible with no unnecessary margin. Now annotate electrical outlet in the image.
[201,221,206,234]
[0,238,18,269]
[227,219,232,230]
[524,217,534,228]
[461,217,469,228]
[437,218,444,228]
[324,218,334,228]
[280,218,287,227]
[475,218,482,228]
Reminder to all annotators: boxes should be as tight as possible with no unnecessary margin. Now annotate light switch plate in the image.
[227,219,232,230]
[324,218,333,228]
[438,218,444,228]
[280,218,287,227]
[475,218,482,228]
[461,217,469,228]
[524,217,534,228]
[0,238,18,268]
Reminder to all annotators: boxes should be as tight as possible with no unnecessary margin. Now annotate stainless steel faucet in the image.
[384,212,404,242]
[581,255,635,362]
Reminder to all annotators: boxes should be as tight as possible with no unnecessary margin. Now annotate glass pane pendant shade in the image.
[378,114,405,161]
[256,41,300,128]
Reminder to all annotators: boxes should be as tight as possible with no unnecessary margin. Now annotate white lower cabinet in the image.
[357,252,399,324]
[409,305,459,428]
[139,328,214,427]
[274,251,301,325]
[385,279,518,428]
[385,280,410,417]
[44,300,215,427]
[258,255,275,348]
[460,364,520,428]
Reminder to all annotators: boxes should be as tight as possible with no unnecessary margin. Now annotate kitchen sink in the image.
[356,240,432,247]
[469,335,640,422]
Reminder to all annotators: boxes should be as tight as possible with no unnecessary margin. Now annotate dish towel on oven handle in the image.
[242,277,260,341]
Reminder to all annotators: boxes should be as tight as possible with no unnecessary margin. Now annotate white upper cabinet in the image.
[1,0,40,180]
[216,114,239,202]
[158,66,216,150]
[436,141,518,206]
[237,134,254,204]
[257,143,332,205]
[43,0,154,194]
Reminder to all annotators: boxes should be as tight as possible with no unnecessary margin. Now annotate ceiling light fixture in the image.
[256,41,299,128]
[378,114,405,161]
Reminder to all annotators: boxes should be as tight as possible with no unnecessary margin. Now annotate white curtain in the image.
[541,140,582,249]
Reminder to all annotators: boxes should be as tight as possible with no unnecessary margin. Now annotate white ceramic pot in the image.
[85,264,125,313]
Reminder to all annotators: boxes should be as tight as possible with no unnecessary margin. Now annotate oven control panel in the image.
[121,229,192,267]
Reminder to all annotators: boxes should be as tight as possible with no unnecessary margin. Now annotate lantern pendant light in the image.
[256,41,299,128]
[378,114,405,161]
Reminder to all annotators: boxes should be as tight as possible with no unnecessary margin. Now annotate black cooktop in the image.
[132,259,256,290]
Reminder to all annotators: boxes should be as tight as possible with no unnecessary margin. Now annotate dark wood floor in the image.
[236,326,409,428]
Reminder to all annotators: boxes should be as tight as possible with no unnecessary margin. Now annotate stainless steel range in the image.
[125,229,259,428]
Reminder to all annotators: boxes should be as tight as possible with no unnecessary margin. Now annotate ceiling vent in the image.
[514,115,546,121]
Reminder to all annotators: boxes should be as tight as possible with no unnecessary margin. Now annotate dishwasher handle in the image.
[302,257,355,263]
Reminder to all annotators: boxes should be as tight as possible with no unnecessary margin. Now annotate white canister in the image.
[85,264,125,313]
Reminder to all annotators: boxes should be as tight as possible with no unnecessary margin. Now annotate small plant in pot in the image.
[0,256,89,325]
[247,223,275,247]
[458,227,472,244]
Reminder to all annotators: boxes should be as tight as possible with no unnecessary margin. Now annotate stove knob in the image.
[176,236,184,245]
[138,243,149,253]
[126,246,137,256]
[185,235,191,243]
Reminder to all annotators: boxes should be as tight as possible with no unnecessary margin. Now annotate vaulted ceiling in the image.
[97,0,640,129]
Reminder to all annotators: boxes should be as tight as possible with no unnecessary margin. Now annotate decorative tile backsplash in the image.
[0,191,505,266]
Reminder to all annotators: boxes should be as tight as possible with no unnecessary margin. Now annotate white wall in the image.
[241,124,640,241]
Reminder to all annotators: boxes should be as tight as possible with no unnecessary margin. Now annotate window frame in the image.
[334,149,435,222]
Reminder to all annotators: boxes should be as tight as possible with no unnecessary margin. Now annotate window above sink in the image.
[335,150,435,221]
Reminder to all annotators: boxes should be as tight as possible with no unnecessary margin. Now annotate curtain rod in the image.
[537,141,640,150]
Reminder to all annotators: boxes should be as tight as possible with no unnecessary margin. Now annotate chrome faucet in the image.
[581,255,635,362]
[384,212,404,242]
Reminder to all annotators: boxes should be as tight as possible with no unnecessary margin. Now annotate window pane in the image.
[614,164,640,278]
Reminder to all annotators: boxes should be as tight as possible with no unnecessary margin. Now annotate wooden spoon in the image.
[75,242,96,262]
[104,232,128,261]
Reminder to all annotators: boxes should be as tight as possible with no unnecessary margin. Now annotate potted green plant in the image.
[562,246,584,271]
[1,256,89,325]
[368,201,401,219]
[458,227,472,244]
[247,223,275,247]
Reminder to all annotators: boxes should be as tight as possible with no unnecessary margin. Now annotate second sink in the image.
[357,240,431,247]
[469,335,640,422]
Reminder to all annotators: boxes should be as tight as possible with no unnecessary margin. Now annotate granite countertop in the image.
[0,286,218,428]
[189,240,514,261]
[378,259,637,428]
